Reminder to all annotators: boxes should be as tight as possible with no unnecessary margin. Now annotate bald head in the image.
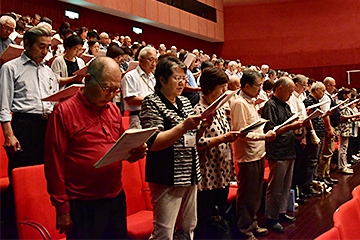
[274,77,295,102]
[228,74,241,90]
[323,76,336,94]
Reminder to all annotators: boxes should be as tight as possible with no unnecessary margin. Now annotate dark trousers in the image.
[7,113,48,182]
[67,190,127,239]
[236,158,264,235]
[195,186,229,239]
[348,134,360,162]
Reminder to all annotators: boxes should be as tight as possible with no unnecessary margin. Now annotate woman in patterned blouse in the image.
[194,67,240,239]
[139,56,212,240]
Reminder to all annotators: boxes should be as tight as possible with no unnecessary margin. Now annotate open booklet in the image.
[273,113,299,132]
[41,84,84,101]
[201,90,237,118]
[73,65,89,76]
[327,98,349,112]
[240,118,269,134]
[340,98,360,110]
[14,35,23,45]
[94,127,158,168]
[303,109,324,123]
[126,61,139,73]
[306,99,330,110]
[79,53,95,64]
[0,44,24,63]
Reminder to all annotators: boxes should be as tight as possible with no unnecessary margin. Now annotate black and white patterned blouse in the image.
[140,90,201,186]
[194,102,235,191]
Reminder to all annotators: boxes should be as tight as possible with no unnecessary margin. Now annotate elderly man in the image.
[123,36,132,47]
[261,64,269,76]
[301,82,327,194]
[262,77,303,233]
[317,77,341,182]
[0,26,58,179]
[44,57,147,239]
[121,46,157,129]
[99,32,110,50]
[231,70,276,240]
[158,43,166,59]
[0,15,16,56]
[225,61,238,78]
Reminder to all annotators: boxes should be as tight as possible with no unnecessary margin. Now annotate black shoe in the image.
[325,177,338,184]
[279,213,296,223]
[266,219,284,233]
[296,198,306,204]
[310,187,322,196]
[323,178,334,186]
[299,192,311,199]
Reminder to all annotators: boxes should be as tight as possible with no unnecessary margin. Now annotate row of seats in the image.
[315,185,360,239]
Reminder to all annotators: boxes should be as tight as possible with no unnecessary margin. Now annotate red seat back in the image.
[12,164,65,240]
[122,116,130,130]
[122,160,148,216]
[352,185,360,199]
[0,126,9,193]
[315,227,340,240]
[333,198,360,239]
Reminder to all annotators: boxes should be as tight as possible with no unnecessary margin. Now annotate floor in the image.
[257,161,360,240]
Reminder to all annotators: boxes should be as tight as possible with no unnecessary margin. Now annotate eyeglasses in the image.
[0,24,15,32]
[173,75,189,83]
[90,74,118,94]
[143,57,158,64]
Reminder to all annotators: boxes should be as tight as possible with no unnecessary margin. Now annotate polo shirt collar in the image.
[240,90,255,104]
[20,52,46,67]
[76,89,110,111]
[271,94,286,105]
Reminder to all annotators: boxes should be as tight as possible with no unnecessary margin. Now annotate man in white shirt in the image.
[121,46,157,129]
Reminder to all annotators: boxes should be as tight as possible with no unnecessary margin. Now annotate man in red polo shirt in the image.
[44,57,147,239]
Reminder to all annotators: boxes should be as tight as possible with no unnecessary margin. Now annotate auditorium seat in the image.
[12,164,66,240]
[315,227,340,240]
[122,159,153,239]
[333,198,360,239]
[0,126,9,194]
[122,116,130,130]
[352,185,360,199]
[227,184,237,203]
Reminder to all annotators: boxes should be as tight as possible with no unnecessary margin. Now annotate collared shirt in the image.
[231,91,266,162]
[320,90,332,112]
[0,53,59,122]
[0,37,15,56]
[44,90,125,215]
[262,95,296,161]
[287,91,307,121]
[186,69,198,88]
[121,65,155,111]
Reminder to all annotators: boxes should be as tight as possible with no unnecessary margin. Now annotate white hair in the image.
[192,49,199,54]
[228,61,238,68]
[311,81,325,92]
[159,43,166,50]
[139,46,156,58]
[37,22,52,31]
[99,32,109,38]
[0,15,16,26]
[261,64,269,70]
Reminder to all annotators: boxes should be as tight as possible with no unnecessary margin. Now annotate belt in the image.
[12,112,49,120]
[129,111,140,116]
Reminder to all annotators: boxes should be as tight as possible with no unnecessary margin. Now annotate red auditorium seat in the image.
[12,164,66,240]
[315,227,340,240]
[122,159,153,239]
[0,126,9,194]
[122,116,130,130]
[352,185,360,199]
[333,198,360,239]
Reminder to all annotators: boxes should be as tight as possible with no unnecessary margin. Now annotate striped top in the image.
[140,90,201,186]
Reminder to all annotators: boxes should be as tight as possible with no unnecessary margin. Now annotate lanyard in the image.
[137,68,155,93]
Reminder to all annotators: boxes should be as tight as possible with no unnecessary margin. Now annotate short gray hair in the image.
[139,46,156,58]
[274,76,291,92]
[99,32,109,39]
[23,26,51,47]
[228,61,238,68]
[310,81,325,92]
[0,15,16,26]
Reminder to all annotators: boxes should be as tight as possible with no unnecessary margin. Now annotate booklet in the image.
[327,98,349,112]
[73,65,88,76]
[51,37,62,47]
[306,99,330,110]
[126,61,139,73]
[240,118,269,133]
[14,35,23,45]
[79,53,95,64]
[97,49,107,57]
[340,98,360,110]
[273,113,299,132]
[201,90,238,118]
[41,84,83,101]
[94,127,158,168]
[0,44,24,63]
[184,53,196,68]
[303,109,324,123]
[254,98,266,106]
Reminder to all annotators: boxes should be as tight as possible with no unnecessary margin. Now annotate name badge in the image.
[184,133,196,147]
[224,148,232,161]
